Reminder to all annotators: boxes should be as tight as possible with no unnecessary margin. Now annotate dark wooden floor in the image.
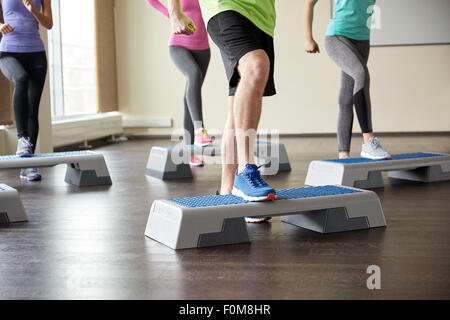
[1,136,449,299]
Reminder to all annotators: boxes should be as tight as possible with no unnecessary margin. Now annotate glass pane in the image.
[58,0,97,116]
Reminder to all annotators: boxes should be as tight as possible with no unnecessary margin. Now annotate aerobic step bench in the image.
[0,184,27,224]
[145,141,291,180]
[0,151,112,187]
[144,185,386,249]
[305,152,450,189]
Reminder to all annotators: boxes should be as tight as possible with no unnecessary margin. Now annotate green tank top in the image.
[199,0,276,37]
[326,0,376,40]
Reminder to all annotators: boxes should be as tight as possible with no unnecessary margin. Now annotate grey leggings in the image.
[325,35,373,152]
[0,51,47,153]
[169,46,210,145]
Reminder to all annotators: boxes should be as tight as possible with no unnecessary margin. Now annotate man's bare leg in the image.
[233,50,270,173]
[220,96,238,195]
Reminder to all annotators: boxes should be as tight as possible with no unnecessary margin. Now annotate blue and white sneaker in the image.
[232,164,277,202]
[16,137,33,158]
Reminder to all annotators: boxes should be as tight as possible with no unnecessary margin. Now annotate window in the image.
[48,0,98,118]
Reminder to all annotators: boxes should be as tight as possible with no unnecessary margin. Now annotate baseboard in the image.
[122,118,172,128]
[128,131,450,140]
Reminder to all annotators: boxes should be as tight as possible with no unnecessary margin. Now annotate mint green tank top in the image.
[326,0,376,40]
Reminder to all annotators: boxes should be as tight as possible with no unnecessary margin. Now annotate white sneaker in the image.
[245,217,272,224]
[16,137,33,157]
[361,137,391,160]
[20,168,42,181]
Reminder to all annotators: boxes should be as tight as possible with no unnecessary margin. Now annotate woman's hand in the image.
[22,0,35,13]
[0,23,14,35]
[305,39,320,53]
[170,13,196,35]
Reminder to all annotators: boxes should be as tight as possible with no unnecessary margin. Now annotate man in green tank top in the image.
[199,0,276,37]
[166,0,279,216]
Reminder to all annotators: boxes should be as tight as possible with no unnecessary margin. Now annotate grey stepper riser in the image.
[145,142,291,180]
[0,184,27,224]
[144,185,386,250]
[0,151,112,187]
[305,153,450,189]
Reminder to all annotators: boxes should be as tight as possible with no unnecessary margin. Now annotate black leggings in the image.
[0,51,47,153]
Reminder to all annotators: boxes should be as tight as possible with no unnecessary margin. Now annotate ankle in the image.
[363,133,375,144]
[195,127,205,134]
[339,152,350,159]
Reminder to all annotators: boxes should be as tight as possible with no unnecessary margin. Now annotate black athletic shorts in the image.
[207,10,276,97]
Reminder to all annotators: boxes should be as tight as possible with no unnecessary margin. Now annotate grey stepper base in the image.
[145,141,291,180]
[0,184,27,224]
[145,185,386,250]
[0,151,112,187]
[305,152,450,189]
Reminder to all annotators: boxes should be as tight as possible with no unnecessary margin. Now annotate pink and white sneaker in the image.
[189,156,204,167]
[194,129,212,147]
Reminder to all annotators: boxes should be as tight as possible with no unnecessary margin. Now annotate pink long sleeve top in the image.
[147,0,210,51]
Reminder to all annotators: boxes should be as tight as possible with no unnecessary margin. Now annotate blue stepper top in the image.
[168,185,362,208]
[159,141,271,149]
[325,152,446,164]
[159,144,220,150]
[0,151,93,161]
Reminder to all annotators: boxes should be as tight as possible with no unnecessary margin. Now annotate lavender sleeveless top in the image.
[0,0,45,52]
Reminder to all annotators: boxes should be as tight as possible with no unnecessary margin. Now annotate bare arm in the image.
[0,0,15,35]
[23,0,53,30]
[304,0,320,53]
[167,0,195,35]
[147,0,170,18]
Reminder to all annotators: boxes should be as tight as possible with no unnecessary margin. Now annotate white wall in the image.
[115,0,450,135]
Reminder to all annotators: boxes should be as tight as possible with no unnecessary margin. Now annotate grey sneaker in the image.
[16,137,33,157]
[361,137,391,160]
[20,168,42,182]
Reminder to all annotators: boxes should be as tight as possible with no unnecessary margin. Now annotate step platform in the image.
[0,151,112,187]
[144,185,386,249]
[0,184,27,224]
[305,152,450,189]
[145,141,291,180]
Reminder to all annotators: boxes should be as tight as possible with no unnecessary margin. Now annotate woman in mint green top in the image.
[304,0,391,160]
[326,0,376,40]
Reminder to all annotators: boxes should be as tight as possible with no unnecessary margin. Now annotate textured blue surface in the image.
[326,152,446,164]
[158,144,220,150]
[0,151,93,161]
[168,185,362,208]
[158,141,271,149]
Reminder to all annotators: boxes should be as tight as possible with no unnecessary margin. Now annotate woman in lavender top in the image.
[0,0,52,181]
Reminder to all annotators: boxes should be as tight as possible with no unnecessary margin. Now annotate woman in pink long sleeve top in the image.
[147,0,211,167]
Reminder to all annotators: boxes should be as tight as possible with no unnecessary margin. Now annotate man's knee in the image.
[238,50,270,88]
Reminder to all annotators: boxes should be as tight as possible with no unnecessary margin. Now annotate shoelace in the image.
[21,137,34,148]
[370,137,380,149]
[244,166,269,189]
[202,130,209,139]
